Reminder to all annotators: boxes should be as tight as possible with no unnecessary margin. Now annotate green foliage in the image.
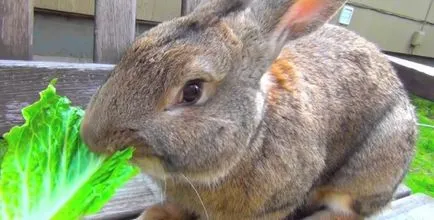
[0,81,139,220]
[0,138,6,166]
[405,96,434,197]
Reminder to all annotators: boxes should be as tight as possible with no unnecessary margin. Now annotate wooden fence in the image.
[0,1,433,219]
[0,0,433,100]
[0,0,200,64]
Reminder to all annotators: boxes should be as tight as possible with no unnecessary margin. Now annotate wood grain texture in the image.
[0,58,431,219]
[388,55,434,101]
[0,60,113,134]
[94,0,137,64]
[34,0,181,22]
[0,0,33,60]
[0,60,162,220]
[85,174,161,220]
[181,0,202,15]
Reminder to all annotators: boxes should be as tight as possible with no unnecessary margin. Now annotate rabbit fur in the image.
[81,0,417,219]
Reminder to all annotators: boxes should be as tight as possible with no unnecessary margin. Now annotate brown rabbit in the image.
[80,0,417,219]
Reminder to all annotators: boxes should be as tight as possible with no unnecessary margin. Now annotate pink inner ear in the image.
[280,0,327,27]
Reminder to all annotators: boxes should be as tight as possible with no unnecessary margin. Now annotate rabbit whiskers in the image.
[161,171,167,204]
[181,173,210,220]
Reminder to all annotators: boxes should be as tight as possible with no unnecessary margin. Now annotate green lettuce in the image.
[0,81,139,220]
[0,138,5,166]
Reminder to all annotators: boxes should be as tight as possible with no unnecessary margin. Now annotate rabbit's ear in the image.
[252,0,347,47]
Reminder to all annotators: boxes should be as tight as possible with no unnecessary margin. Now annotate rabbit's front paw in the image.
[137,203,196,220]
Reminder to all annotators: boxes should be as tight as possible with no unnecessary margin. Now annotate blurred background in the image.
[8,0,434,66]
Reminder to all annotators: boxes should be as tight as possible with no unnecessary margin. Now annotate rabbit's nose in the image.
[81,111,139,155]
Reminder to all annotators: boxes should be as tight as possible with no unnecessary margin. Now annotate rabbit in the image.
[80,0,417,219]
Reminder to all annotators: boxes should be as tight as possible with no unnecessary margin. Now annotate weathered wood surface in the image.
[35,0,181,23]
[0,60,113,134]
[0,0,33,60]
[387,55,434,101]
[0,56,433,219]
[89,180,424,220]
[393,184,412,200]
[85,174,161,220]
[372,193,434,220]
[2,56,430,133]
[182,0,202,15]
[94,0,137,64]
[86,177,412,220]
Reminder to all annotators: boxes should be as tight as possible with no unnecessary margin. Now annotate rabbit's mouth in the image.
[130,143,176,180]
[132,156,168,179]
[131,154,231,185]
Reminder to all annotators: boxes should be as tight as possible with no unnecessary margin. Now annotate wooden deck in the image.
[85,174,162,220]
[0,58,433,219]
[84,173,434,219]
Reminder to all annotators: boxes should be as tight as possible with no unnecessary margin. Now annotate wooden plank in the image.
[85,174,161,220]
[397,202,434,220]
[181,0,202,15]
[372,193,434,220]
[35,0,181,23]
[89,183,412,220]
[387,55,434,101]
[91,182,414,220]
[94,0,137,64]
[393,184,412,200]
[0,60,162,220]
[0,60,113,134]
[0,59,430,219]
[0,0,33,60]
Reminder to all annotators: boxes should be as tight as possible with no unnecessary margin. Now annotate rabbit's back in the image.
[271,24,417,218]
[281,23,414,164]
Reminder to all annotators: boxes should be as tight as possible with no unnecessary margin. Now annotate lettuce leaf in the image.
[0,81,139,220]
[0,138,6,166]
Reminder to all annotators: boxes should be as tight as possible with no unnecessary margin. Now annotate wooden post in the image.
[0,0,33,60]
[181,0,203,15]
[94,0,137,64]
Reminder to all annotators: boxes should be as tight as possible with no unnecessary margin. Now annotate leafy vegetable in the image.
[405,96,434,197]
[0,81,139,220]
[0,138,6,166]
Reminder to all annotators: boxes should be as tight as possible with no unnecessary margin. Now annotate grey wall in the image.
[34,1,434,65]
[33,12,154,63]
[33,12,94,62]
[329,0,434,59]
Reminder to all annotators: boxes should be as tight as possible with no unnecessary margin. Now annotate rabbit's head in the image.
[81,0,346,183]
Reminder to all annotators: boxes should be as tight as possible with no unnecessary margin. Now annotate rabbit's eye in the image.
[182,80,203,104]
